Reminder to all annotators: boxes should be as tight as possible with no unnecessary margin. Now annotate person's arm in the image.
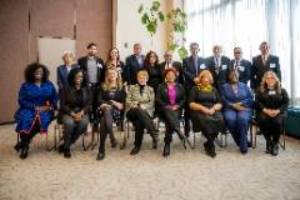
[250,58,256,89]
[59,89,73,115]
[220,85,234,109]
[178,84,185,109]
[56,67,63,90]
[141,86,155,111]
[254,90,265,112]
[275,56,281,81]
[155,84,168,108]
[18,83,35,110]
[239,84,254,108]
[125,85,138,110]
[48,82,58,111]
[243,61,251,83]
[279,88,289,114]
[183,58,195,83]
[82,87,92,115]
[188,87,208,113]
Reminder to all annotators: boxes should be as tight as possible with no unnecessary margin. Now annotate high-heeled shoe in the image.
[96,151,105,160]
[14,142,22,152]
[130,146,140,155]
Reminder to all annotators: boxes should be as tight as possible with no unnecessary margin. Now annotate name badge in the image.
[270,63,276,68]
[200,64,206,69]
[97,63,103,68]
[268,90,276,95]
[222,65,227,70]
[239,66,245,72]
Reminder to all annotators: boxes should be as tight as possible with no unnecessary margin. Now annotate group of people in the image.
[14,41,289,160]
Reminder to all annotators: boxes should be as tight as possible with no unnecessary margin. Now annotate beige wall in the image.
[0,0,112,123]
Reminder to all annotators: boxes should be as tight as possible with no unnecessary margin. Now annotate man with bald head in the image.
[159,50,183,84]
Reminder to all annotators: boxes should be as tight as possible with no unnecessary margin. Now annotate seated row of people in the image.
[14,62,289,160]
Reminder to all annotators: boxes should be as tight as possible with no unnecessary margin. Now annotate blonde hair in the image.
[259,71,281,94]
[136,70,149,80]
[197,70,214,85]
[102,68,123,91]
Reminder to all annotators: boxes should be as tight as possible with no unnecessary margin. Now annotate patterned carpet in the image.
[0,124,300,200]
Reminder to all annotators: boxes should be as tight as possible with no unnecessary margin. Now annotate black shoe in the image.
[271,143,279,156]
[247,141,252,148]
[130,146,140,155]
[19,145,29,159]
[58,144,64,154]
[204,142,216,158]
[64,149,71,158]
[266,140,272,154]
[163,143,170,157]
[96,152,105,160]
[14,142,22,152]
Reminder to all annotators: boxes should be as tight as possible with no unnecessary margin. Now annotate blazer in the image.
[251,54,281,89]
[229,59,251,84]
[158,61,184,84]
[59,86,92,116]
[220,82,254,111]
[125,54,145,85]
[56,64,79,89]
[77,56,105,85]
[125,84,155,116]
[182,56,207,88]
[155,82,185,112]
[206,55,231,88]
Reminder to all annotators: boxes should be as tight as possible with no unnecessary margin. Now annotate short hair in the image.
[133,43,141,48]
[68,67,86,87]
[259,41,269,49]
[233,47,242,52]
[24,62,49,83]
[62,50,74,60]
[197,70,214,85]
[190,42,199,48]
[136,69,149,79]
[87,42,97,49]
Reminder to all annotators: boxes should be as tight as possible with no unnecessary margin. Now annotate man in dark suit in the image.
[229,47,251,84]
[182,42,207,137]
[206,45,231,88]
[159,50,183,84]
[125,43,145,85]
[251,41,281,90]
[77,42,104,134]
[57,51,79,90]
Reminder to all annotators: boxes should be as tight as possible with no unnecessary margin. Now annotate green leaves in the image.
[138,1,188,59]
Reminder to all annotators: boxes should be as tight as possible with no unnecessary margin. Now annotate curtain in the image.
[185,0,300,105]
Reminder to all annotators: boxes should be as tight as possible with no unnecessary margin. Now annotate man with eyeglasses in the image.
[229,47,251,84]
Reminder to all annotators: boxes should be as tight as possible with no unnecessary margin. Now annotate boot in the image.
[14,142,22,152]
[271,142,279,156]
[130,146,140,155]
[64,148,71,158]
[163,143,171,157]
[96,150,105,160]
[266,139,272,154]
[19,144,29,159]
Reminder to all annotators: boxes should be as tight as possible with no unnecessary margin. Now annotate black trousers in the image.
[160,107,181,144]
[99,107,116,152]
[257,113,284,144]
[126,108,156,148]
[20,121,40,147]
[62,114,89,150]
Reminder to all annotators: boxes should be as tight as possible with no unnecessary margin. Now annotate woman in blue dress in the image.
[220,69,253,154]
[14,63,58,159]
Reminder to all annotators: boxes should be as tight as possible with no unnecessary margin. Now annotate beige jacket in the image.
[125,84,155,116]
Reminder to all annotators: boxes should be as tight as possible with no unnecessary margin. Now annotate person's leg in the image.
[72,115,89,144]
[130,120,144,155]
[102,107,117,147]
[236,110,252,154]
[97,115,108,160]
[257,113,272,153]
[270,115,284,156]
[19,121,40,159]
[62,115,76,157]
[223,110,239,145]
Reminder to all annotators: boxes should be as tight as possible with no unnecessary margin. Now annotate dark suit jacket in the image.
[182,56,207,88]
[125,54,145,85]
[56,64,79,90]
[158,61,184,84]
[155,82,185,112]
[206,56,231,88]
[59,86,92,116]
[251,54,281,89]
[77,56,105,85]
[229,59,252,84]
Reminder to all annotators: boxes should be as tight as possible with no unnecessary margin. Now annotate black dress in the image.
[145,64,162,93]
[188,86,225,134]
[255,88,289,143]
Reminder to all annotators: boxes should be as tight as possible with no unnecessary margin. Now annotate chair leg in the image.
[120,120,129,150]
[279,130,286,150]
[251,124,257,149]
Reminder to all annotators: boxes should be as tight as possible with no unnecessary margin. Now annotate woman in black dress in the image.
[189,70,225,158]
[156,68,187,157]
[144,50,162,94]
[96,69,126,160]
[255,70,289,156]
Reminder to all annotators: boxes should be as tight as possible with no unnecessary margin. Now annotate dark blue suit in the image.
[125,54,145,85]
[182,56,206,88]
[220,82,253,153]
[206,56,231,88]
[251,54,281,89]
[229,59,252,84]
[56,64,79,90]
